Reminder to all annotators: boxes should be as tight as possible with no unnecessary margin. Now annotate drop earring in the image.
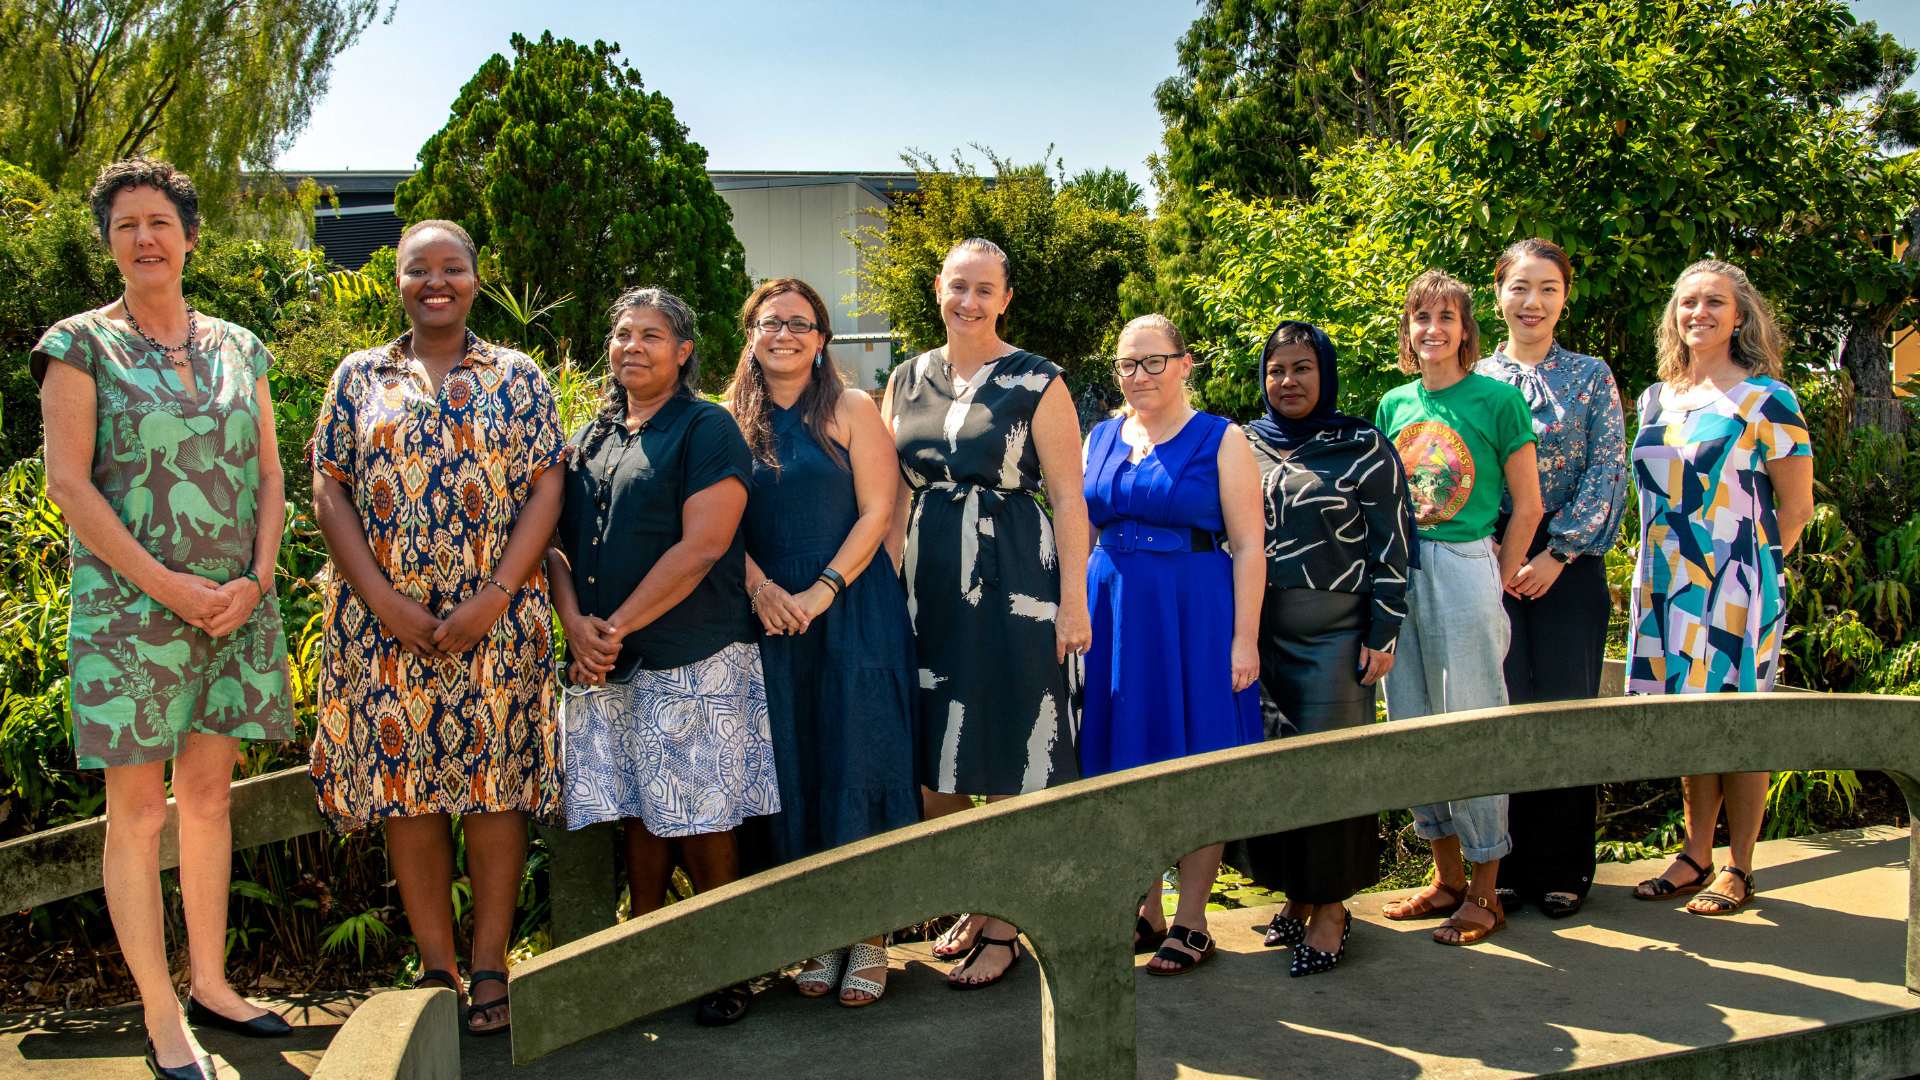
[814,351,824,369]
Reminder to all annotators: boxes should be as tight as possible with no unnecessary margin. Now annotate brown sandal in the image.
[1383,879,1466,921]
[1634,852,1713,901]
[1433,895,1505,946]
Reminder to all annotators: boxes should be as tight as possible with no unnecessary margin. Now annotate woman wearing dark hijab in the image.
[1233,320,1412,977]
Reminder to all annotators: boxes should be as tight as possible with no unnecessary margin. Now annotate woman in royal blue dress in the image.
[1079,313,1263,976]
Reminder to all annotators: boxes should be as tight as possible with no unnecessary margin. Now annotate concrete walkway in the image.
[3,826,1912,1078]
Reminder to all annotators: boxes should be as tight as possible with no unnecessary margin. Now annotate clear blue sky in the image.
[280,0,1197,186]
[283,2,1920,184]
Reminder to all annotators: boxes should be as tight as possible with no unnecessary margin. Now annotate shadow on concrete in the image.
[1,994,353,1079]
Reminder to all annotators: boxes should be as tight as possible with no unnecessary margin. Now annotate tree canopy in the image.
[1132,0,1406,330]
[395,32,749,377]
[1184,0,1920,425]
[0,0,384,207]
[852,151,1150,400]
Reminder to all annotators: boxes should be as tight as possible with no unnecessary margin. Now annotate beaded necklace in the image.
[122,295,198,368]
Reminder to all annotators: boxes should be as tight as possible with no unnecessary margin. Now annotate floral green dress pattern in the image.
[307,332,564,831]
[32,310,295,768]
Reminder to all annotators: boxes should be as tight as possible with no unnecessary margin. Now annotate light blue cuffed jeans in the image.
[1385,535,1514,864]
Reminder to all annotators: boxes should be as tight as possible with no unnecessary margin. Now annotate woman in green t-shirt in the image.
[1373,270,1542,947]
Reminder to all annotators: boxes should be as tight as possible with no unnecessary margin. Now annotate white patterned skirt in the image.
[560,641,781,836]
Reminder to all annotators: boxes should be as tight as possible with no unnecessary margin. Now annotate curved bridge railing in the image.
[506,691,1920,1079]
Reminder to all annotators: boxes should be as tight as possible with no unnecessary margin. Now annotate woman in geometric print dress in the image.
[883,237,1092,990]
[308,220,565,1036]
[1627,260,1814,918]
[38,158,295,1079]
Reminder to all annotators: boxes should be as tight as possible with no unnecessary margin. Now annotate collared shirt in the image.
[555,394,754,678]
[1475,343,1628,556]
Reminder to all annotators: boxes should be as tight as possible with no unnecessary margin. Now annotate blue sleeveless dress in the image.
[1080,412,1261,775]
[741,403,920,864]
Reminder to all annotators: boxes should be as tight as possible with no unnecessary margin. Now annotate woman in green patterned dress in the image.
[36,159,297,1079]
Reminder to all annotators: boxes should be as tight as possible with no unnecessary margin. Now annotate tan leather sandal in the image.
[1384,879,1466,921]
[1433,895,1506,946]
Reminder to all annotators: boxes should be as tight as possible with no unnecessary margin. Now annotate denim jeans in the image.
[1386,536,1514,864]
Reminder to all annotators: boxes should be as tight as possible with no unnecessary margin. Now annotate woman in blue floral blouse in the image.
[1474,238,1627,919]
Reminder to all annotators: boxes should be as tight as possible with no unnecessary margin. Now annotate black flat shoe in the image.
[695,983,753,1026]
[145,1038,217,1079]
[186,997,292,1038]
[1289,909,1352,978]
[1538,891,1584,919]
[1257,912,1305,949]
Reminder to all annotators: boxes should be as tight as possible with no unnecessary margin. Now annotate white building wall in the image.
[719,182,896,389]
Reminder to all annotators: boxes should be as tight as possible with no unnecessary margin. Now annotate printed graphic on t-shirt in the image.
[1394,420,1474,525]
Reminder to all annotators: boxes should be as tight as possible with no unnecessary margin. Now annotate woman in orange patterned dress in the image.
[307,220,564,1036]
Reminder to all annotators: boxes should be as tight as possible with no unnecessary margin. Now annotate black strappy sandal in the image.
[1145,925,1215,977]
[464,970,511,1036]
[946,935,1023,991]
[1134,915,1167,955]
[1256,911,1305,949]
[1689,867,1756,917]
[1633,852,1713,901]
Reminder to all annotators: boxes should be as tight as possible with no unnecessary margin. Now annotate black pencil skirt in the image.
[1228,587,1383,904]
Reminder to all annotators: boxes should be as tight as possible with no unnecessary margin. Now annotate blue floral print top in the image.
[1476,342,1628,556]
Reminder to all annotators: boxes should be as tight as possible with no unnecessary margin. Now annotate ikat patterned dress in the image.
[308,332,564,830]
[32,311,295,768]
[1628,377,1811,694]
[887,348,1079,796]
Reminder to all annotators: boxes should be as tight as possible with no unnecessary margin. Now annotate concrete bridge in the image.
[2,676,1917,1078]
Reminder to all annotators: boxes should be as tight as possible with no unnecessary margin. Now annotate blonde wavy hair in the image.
[1397,270,1481,375]
[1655,260,1784,385]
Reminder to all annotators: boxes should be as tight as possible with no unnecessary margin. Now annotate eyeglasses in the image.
[754,316,819,336]
[1111,353,1179,377]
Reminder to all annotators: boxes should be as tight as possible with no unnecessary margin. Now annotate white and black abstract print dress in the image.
[888,348,1079,795]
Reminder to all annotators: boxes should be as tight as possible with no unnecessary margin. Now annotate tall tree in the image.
[1184,0,1920,428]
[396,32,749,377]
[1132,0,1407,327]
[0,0,384,204]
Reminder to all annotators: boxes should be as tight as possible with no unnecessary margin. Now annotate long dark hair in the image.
[725,278,847,470]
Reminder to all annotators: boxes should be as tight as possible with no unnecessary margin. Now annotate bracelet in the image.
[240,569,264,596]
[483,576,513,599]
[816,567,846,595]
[748,579,775,611]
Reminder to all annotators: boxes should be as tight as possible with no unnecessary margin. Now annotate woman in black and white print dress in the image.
[883,237,1092,991]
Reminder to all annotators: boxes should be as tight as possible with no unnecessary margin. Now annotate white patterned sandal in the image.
[795,948,848,998]
[839,942,890,1008]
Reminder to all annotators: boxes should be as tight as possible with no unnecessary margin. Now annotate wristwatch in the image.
[1547,549,1571,564]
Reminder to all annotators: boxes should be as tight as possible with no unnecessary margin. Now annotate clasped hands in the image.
[1498,544,1565,601]
[377,585,512,662]
[751,580,835,638]
[163,569,265,638]
[564,611,625,686]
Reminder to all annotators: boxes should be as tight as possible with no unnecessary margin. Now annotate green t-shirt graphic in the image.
[1374,372,1535,543]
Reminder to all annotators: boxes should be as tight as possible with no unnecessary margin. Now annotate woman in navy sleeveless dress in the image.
[727,278,917,1008]
[1080,314,1263,977]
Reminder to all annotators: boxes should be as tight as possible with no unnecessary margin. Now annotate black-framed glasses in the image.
[754,316,819,335]
[1111,353,1178,378]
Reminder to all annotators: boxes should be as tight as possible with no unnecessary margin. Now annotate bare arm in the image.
[1032,378,1090,662]
[433,466,564,653]
[1499,443,1544,594]
[313,471,443,659]
[880,375,910,568]
[1768,454,1815,557]
[1216,424,1263,693]
[606,478,749,638]
[790,391,899,627]
[40,361,229,630]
